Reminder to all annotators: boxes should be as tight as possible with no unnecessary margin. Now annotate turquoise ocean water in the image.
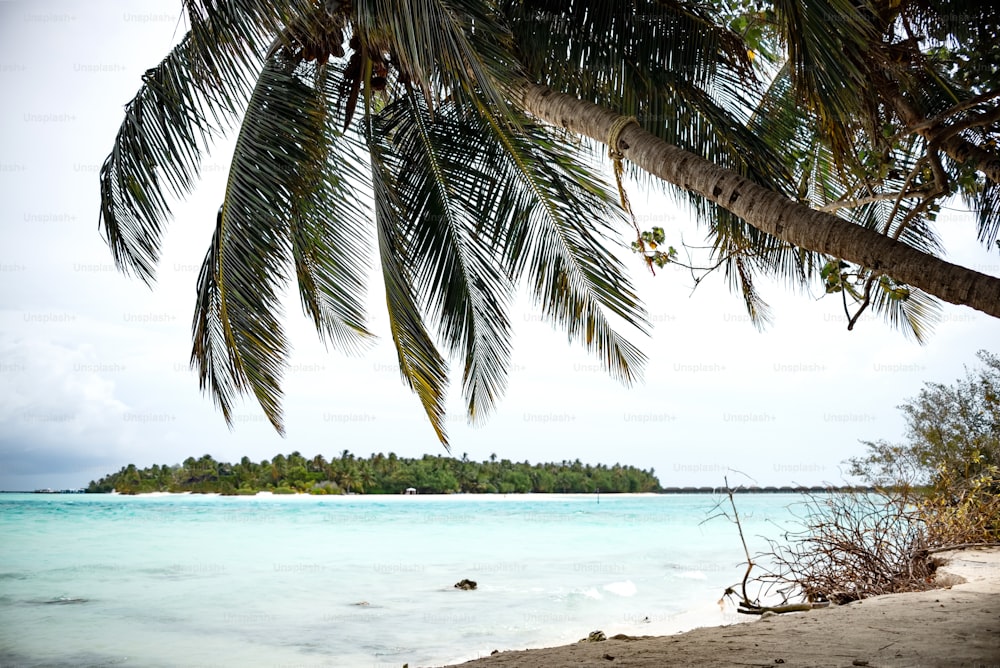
[0,493,797,667]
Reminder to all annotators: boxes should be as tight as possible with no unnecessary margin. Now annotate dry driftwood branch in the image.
[922,541,1000,555]
[738,601,830,615]
[719,478,831,615]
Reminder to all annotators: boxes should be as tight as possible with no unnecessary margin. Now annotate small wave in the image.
[677,570,707,580]
[32,596,90,605]
[0,650,129,667]
[602,580,637,597]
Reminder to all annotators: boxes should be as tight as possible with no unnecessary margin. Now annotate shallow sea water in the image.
[0,493,799,667]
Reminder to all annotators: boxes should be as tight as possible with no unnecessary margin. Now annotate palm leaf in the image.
[770,0,880,160]
[292,62,376,353]
[481,112,649,383]
[368,125,451,446]
[191,56,337,433]
[99,35,231,283]
[353,0,520,121]
[192,216,241,425]
[869,280,941,345]
[967,180,1000,248]
[100,0,299,283]
[376,92,515,422]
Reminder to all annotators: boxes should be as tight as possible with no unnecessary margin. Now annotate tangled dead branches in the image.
[754,490,942,605]
[718,467,1000,614]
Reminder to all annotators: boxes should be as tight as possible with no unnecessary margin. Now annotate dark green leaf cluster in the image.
[86,451,662,495]
[100,0,652,447]
[630,227,676,269]
[848,349,1000,491]
[626,0,1000,337]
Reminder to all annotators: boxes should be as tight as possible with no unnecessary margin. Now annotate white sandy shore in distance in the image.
[128,492,663,501]
[438,548,1000,668]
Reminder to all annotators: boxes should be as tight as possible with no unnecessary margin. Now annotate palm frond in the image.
[734,255,775,330]
[508,0,752,93]
[967,180,1000,248]
[180,0,284,90]
[192,56,339,433]
[368,128,451,446]
[99,35,234,283]
[376,93,515,422]
[191,217,241,425]
[358,0,649,385]
[482,113,649,383]
[292,62,376,353]
[353,0,520,120]
[770,0,880,159]
[869,279,941,345]
[100,1,306,284]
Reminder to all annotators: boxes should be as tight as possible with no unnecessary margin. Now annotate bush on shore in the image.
[732,352,999,608]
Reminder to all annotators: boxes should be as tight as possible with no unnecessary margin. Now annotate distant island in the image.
[86,451,662,495]
[84,451,873,496]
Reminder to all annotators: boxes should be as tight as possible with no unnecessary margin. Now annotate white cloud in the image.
[1,0,998,490]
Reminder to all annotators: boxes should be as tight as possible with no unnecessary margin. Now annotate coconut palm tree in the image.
[100,0,662,447]
[99,0,1000,445]
[357,463,377,493]
[101,0,748,444]
[511,0,1000,325]
[309,453,327,473]
[711,0,1000,336]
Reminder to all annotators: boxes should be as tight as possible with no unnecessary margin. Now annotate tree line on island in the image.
[86,452,662,495]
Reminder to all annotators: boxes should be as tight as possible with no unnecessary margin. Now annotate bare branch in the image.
[817,191,928,212]
[902,89,1000,136]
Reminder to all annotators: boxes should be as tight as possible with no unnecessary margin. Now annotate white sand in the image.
[439,547,1000,667]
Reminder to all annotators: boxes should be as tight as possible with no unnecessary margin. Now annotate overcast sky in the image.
[1,2,998,492]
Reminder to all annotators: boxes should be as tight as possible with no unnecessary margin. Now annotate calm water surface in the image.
[0,493,799,667]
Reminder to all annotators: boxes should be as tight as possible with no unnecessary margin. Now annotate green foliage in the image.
[630,227,678,269]
[100,0,655,447]
[848,350,1000,489]
[85,451,661,495]
[844,350,1000,548]
[921,464,1000,545]
[747,352,1000,611]
[819,260,860,298]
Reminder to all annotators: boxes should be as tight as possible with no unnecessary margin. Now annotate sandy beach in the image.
[440,547,1000,668]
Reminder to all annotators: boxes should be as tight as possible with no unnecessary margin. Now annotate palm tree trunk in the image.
[516,82,1000,319]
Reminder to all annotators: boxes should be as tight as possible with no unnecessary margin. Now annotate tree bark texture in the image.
[517,82,1000,319]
